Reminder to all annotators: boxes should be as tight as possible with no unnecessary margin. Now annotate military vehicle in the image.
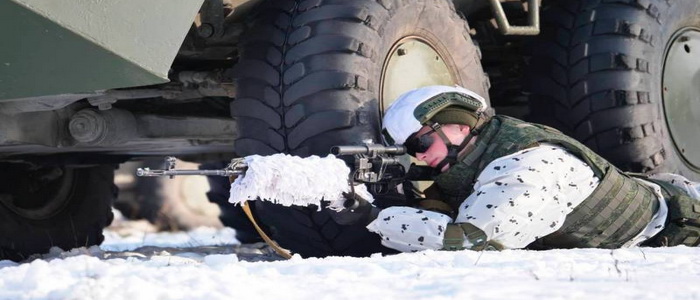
[1,0,697,260]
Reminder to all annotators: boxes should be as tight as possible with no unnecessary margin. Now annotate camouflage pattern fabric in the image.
[434,115,658,249]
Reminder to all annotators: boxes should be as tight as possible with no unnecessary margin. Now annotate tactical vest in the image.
[434,115,658,249]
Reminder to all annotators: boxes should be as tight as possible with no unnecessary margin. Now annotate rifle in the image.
[135,144,434,196]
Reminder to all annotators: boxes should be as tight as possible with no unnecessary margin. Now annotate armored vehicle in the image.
[1,0,698,260]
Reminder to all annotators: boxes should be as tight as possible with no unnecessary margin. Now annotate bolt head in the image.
[198,23,215,38]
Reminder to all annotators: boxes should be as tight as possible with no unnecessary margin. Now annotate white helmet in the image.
[382,85,489,145]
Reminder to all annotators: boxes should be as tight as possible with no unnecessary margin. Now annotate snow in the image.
[229,154,373,210]
[1,222,700,300]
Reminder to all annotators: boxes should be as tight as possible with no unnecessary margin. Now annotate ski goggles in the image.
[404,129,436,156]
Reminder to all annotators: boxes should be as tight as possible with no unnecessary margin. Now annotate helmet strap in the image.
[429,112,491,171]
[434,131,472,171]
[425,122,463,171]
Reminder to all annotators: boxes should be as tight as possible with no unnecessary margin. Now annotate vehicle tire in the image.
[526,0,700,179]
[0,164,115,261]
[229,0,489,257]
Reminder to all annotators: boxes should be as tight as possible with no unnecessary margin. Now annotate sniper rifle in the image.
[135,144,434,198]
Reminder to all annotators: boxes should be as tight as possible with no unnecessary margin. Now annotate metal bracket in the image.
[488,0,540,35]
[83,70,234,110]
[199,0,225,38]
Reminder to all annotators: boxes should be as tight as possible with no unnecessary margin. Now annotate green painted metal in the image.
[663,28,700,170]
[0,0,203,101]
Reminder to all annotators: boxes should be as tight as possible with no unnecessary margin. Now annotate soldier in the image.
[348,85,700,252]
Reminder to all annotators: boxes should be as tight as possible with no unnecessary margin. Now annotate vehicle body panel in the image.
[0,0,204,101]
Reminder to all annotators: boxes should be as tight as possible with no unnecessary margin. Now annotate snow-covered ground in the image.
[1,217,700,300]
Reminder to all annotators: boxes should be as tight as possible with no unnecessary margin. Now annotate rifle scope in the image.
[330,144,406,156]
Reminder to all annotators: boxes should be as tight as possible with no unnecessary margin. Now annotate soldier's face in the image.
[413,124,471,172]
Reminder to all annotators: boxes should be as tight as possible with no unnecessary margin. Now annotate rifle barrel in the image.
[136,168,242,177]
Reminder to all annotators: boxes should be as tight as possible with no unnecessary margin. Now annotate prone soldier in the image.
[344,85,700,252]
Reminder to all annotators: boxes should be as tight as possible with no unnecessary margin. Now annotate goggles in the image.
[404,129,436,156]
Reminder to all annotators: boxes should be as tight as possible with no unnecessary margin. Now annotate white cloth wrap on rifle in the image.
[228,154,374,210]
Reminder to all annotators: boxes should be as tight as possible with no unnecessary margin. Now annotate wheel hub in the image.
[380,37,455,112]
[663,28,700,169]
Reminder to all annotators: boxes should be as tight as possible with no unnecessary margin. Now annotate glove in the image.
[328,192,380,226]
